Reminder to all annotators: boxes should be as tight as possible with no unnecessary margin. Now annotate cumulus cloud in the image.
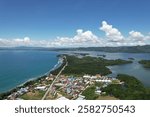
[100,21,124,42]
[0,37,32,47]
[99,21,150,46]
[50,29,102,47]
[129,31,144,41]
[0,30,102,47]
[0,21,150,47]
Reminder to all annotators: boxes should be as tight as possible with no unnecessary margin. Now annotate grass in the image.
[20,90,46,100]
[97,96,118,100]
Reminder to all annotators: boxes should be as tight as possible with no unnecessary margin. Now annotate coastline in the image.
[0,54,64,99]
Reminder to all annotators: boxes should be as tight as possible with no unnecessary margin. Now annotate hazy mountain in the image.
[55,45,150,53]
[0,45,150,53]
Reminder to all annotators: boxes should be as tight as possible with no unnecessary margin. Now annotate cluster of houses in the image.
[7,87,29,100]
[7,75,55,100]
[6,73,120,100]
[53,75,86,99]
[83,74,115,82]
[52,74,117,100]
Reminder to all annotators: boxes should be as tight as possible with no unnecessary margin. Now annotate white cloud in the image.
[0,30,103,47]
[0,21,150,47]
[0,37,42,47]
[100,21,124,42]
[50,29,102,47]
[129,31,144,41]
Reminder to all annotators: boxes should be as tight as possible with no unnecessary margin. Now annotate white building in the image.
[76,95,85,100]
[95,90,102,95]
[35,86,46,91]
[83,75,91,79]
[56,96,69,100]
[91,76,97,79]
[95,79,112,83]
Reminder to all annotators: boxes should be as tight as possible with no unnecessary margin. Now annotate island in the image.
[139,60,150,68]
[128,57,135,60]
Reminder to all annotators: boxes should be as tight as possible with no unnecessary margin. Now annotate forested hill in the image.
[1,45,150,53]
[57,45,150,53]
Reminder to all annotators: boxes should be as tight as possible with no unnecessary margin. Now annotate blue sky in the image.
[0,0,150,47]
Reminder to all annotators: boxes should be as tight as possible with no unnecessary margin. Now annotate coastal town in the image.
[6,73,122,100]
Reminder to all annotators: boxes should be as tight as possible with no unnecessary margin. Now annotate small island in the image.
[139,60,150,68]
[128,57,135,60]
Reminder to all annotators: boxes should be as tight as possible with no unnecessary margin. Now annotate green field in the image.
[20,90,46,100]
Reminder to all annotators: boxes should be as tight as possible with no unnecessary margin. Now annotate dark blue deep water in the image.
[0,50,59,93]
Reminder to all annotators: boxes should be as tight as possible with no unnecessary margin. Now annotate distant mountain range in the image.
[0,45,150,53]
[55,45,150,53]
[0,46,56,51]
[72,45,150,53]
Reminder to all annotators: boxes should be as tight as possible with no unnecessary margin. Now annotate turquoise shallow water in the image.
[0,50,59,93]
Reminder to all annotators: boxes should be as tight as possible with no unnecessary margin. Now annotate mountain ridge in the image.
[0,45,150,53]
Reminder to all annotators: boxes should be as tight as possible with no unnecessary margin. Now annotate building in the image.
[35,86,46,91]
[76,95,85,100]
[83,75,91,79]
[56,96,69,100]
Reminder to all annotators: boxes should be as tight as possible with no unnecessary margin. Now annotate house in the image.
[46,77,54,81]
[76,95,85,100]
[95,90,102,95]
[91,76,97,79]
[17,87,29,95]
[95,79,112,83]
[54,83,64,87]
[83,75,91,79]
[35,86,46,91]
[57,96,69,100]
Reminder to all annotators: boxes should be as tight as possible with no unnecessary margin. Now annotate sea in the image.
[0,50,59,93]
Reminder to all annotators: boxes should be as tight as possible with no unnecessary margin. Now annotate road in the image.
[42,56,67,100]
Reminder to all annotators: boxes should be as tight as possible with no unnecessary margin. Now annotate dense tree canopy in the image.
[55,55,132,75]
[139,60,150,68]
[103,74,150,100]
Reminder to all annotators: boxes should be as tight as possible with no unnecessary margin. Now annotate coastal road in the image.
[42,56,67,100]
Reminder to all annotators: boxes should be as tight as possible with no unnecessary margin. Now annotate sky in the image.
[0,0,150,47]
